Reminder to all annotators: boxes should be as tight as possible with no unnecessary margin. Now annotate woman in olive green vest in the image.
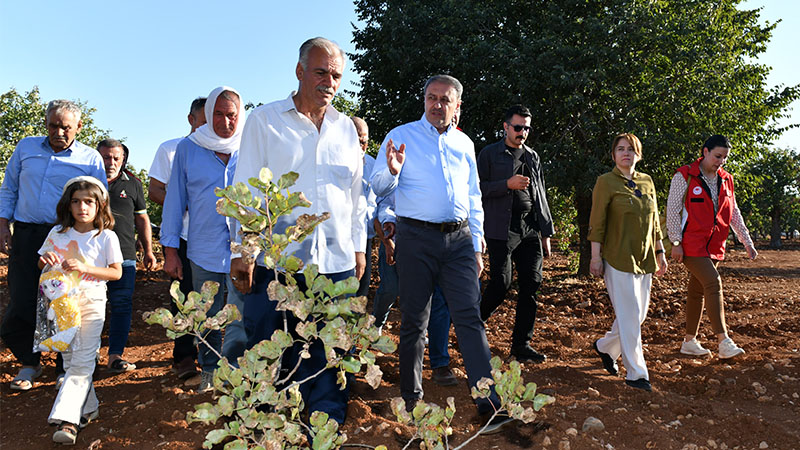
[587,133,668,392]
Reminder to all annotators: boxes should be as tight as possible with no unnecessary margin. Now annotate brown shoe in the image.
[431,366,458,386]
[173,357,198,380]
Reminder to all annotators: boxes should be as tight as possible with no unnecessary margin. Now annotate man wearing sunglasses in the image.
[476,104,554,363]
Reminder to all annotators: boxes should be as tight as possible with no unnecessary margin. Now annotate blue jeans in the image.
[372,242,451,369]
[243,266,355,424]
[106,261,136,356]
[190,261,228,373]
[223,277,249,367]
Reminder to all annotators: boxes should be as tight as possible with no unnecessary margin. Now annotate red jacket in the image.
[677,158,734,260]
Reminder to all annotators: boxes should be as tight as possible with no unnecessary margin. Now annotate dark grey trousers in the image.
[395,220,498,414]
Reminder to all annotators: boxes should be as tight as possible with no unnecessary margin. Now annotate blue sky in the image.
[1,1,797,171]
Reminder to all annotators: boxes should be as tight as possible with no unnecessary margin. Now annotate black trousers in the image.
[1,222,53,366]
[480,230,543,348]
[171,238,198,363]
[395,220,498,414]
[356,237,375,298]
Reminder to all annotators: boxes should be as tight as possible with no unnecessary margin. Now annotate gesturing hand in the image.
[386,139,406,175]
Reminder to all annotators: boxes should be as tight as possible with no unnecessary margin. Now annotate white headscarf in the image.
[188,86,245,154]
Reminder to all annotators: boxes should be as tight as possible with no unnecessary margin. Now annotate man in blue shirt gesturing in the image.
[370,75,513,434]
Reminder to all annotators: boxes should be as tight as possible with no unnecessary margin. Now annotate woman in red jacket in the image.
[666,135,757,359]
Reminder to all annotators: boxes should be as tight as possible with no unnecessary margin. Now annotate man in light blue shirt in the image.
[370,74,513,433]
[0,100,106,391]
[352,116,378,297]
[161,86,245,393]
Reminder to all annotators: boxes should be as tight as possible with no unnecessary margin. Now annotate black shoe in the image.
[431,366,458,386]
[404,398,420,413]
[625,378,652,392]
[510,345,546,363]
[593,340,619,376]
[480,409,516,435]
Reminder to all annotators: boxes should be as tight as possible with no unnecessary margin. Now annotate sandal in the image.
[52,422,78,445]
[10,365,43,391]
[108,358,136,373]
[79,409,99,429]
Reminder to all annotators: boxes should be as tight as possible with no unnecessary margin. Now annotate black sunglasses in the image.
[510,124,531,132]
[626,179,643,198]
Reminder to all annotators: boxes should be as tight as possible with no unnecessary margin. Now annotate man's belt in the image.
[13,221,53,231]
[398,216,468,233]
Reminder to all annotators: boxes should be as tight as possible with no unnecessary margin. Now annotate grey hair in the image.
[423,75,463,100]
[219,90,240,106]
[298,37,345,70]
[46,100,82,122]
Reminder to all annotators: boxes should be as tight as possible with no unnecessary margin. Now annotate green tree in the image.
[746,148,800,248]
[1,86,112,183]
[351,0,799,274]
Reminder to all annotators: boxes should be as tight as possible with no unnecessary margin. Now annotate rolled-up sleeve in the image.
[587,176,609,243]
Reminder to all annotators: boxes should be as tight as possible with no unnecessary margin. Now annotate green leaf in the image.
[204,429,229,445]
[340,355,361,373]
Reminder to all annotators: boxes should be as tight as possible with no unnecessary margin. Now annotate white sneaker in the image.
[680,338,712,356]
[718,338,745,359]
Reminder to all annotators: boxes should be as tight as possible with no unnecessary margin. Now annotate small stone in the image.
[763,363,774,371]
[558,440,571,450]
[724,378,736,386]
[757,396,773,402]
[587,404,602,411]
[613,407,628,413]
[565,427,578,437]
[719,443,728,450]
[667,420,682,428]
[649,403,661,410]
[588,387,601,397]
[681,444,698,450]
[635,416,643,424]
[135,403,146,410]
[759,442,769,449]
[542,436,551,446]
[377,422,390,432]
[707,439,718,448]
[752,382,767,395]
[792,392,799,399]
[706,419,715,425]
[708,379,721,386]
[582,417,604,433]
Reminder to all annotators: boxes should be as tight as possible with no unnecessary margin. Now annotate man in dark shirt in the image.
[97,139,156,372]
[476,105,554,363]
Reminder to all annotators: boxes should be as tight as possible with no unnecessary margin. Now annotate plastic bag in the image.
[33,266,84,352]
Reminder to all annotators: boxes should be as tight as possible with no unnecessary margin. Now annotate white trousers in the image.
[596,262,652,381]
[48,297,105,425]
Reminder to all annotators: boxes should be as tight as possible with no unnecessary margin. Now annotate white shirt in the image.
[149,137,190,240]
[232,93,367,274]
[38,226,124,299]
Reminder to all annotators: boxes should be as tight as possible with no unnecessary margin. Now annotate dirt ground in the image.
[1,241,799,449]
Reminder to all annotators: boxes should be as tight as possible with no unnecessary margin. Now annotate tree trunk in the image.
[770,206,782,249]
[576,192,593,276]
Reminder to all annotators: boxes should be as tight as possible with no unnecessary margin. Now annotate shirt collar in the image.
[418,113,456,135]
[41,136,76,155]
[283,91,342,123]
[611,166,638,180]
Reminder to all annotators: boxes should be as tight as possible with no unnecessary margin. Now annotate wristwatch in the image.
[672,240,681,246]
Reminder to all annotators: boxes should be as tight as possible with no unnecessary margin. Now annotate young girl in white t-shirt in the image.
[38,176,123,445]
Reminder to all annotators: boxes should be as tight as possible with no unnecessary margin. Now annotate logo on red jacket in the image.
[692,186,702,196]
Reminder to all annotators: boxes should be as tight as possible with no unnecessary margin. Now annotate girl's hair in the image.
[610,133,643,159]
[55,180,114,235]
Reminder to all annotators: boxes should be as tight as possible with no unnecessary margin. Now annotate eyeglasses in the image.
[626,179,643,198]
[510,124,531,132]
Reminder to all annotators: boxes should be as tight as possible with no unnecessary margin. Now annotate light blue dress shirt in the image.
[160,138,238,273]
[370,116,484,251]
[363,154,377,239]
[377,192,396,225]
[0,137,106,224]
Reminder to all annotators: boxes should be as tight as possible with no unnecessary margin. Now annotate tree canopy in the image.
[351,0,799,273]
